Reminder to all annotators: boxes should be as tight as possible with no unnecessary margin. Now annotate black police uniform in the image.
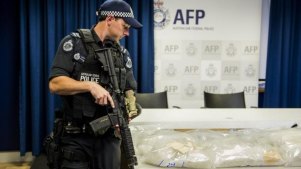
[49,28,137,169]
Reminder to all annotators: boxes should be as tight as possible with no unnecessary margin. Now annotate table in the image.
[130,108,301,129]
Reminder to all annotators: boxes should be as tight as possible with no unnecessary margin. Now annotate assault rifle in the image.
[89,39,138,169]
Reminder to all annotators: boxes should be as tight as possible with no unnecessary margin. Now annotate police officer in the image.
[48,0,142,168]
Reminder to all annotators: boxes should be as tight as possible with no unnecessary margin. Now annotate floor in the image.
[0,162,31,169]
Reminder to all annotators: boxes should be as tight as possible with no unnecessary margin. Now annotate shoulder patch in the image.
[125,57,132,69]
[63,40,73,52]
[120,46,132,69]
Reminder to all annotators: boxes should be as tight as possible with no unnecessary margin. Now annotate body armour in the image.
[64,29,131,122]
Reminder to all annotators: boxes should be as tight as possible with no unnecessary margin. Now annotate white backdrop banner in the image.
[154,0,262,108]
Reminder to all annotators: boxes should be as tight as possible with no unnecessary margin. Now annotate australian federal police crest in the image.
[154,0,171,29]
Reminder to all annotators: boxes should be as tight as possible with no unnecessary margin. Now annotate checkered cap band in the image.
[100,11,134,18]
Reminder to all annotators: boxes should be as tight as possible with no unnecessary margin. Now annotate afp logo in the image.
[244,85,257,94]
[224,84,236,93]
[185,84,196,96]
[166,64,177,76]
[223,65,239,75]
[226,43,237,57]
[205,64,217,77]
[204,45,219,54]
[173,9,205,25]
[154,0,171,29]
[203,85,218,93]
[245,64,256,77]
[243,45,259,55]
[186,43,197,56]
[184,65,200,75]
[164,44,180,54]
[202,42,221,56]
[164,85,178,93]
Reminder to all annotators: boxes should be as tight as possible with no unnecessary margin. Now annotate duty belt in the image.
[62,149,88,161]
[63,121,115,137]
[63,121,92,135]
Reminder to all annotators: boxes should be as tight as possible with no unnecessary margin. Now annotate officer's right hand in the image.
[88,82,115,108]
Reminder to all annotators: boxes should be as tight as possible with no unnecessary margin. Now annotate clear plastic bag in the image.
[268,128,301,166]
[211,129,284,167]
[131,125,300,168]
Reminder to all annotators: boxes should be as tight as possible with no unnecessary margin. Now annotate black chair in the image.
[135,91,168,108]
[203,91,246,108]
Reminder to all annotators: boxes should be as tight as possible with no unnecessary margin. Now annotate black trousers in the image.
[60,129,121,169]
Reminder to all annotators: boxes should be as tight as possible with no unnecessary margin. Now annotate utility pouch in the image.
[89,114,121,136]
[89,115,111,136]
[43,117,64,169]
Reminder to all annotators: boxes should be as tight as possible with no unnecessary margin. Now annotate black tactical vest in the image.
[65,29,127,122]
